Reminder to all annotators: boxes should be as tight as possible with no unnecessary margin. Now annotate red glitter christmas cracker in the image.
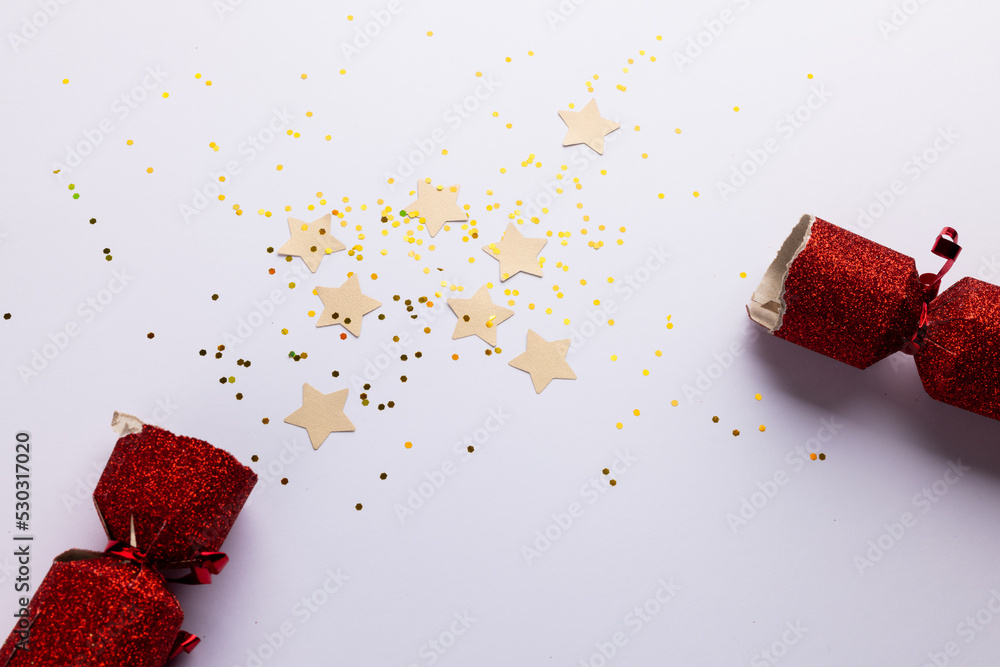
[748,215,1000,421]
[0,418,257,665]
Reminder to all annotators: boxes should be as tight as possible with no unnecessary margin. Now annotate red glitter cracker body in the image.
[0,553,182,666]
[93,424,257,568]
[0,419,257,665]
[915,277,1000,420]
[749,215,1000,421]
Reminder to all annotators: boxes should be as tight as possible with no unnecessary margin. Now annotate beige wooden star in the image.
[558,99,620,155]
[508,329,577,394]
[315,273,382,337]
[284,384,355,450]
[405,180,468,237]
[481,223,547,281]
[278,213,346,272]
[447,285,514,346]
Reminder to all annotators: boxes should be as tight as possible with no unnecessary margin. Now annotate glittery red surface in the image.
[93,425,257,567]
[775,218,925,369]
[0,552,181,666]
[916,278,1000,420]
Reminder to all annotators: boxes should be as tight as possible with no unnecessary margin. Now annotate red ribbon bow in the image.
[104,540,229,585]
[902,227,963,355]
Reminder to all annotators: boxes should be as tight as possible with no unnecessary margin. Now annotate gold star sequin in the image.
[481,222,547,281]
[447,285,514,346]
[315,273,382,337]
[284,384,355,450]
[558,99,620,155]
[278,213,346,272]
[405,181,468,237]
[508,329,576,393]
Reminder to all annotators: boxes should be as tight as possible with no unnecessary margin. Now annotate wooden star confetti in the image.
[558,99,620,155]
[508,329,577,393]
[277,213,346,273]
[481,223,547,281]
[284,384,355,450]
[447,285,514,346]
[405,180,468,237]
[315,273,382,337]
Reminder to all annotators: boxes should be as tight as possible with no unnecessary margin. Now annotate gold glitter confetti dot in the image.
[810,453,817,461]
[732,429,740,436]
[404,441,413,449]
[633,409,640,417]
[616,422,623,429]
[740,272,747,278]
[712,416,719,423]
[755,393,762,401]
[609,479,617,486]
[759,425,766,432]
[671,400,679,407]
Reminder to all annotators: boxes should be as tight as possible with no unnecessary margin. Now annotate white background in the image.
[3,1,1000,665]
